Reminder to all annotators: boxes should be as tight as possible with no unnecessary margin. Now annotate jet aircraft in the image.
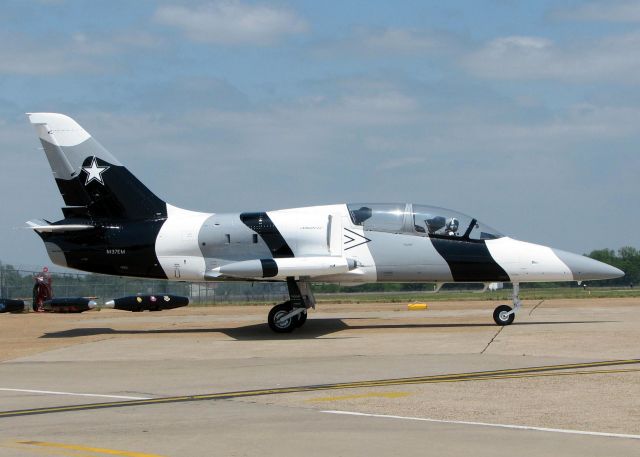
[26,113,624,332]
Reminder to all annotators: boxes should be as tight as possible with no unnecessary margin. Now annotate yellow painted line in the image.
[1,440,98,457]
[17,441,167,457]
[1,359,639,418]
[308,392,411,403]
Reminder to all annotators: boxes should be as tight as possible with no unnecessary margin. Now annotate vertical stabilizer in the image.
[28,113,166,220]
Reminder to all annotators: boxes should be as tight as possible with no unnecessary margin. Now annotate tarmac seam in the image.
[480,326,503,354]
[1,358,639,419]
[529,300,545,316]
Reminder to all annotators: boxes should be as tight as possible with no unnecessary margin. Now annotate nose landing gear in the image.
[492,282,521,326]
[267,278,314,333]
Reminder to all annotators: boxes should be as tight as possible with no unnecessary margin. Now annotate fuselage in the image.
[26,112,625,331]
[39,202,623,285]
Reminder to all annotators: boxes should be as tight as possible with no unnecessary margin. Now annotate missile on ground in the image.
[43,297,97,313]
[103,295,189,312]
[0,298,25,313]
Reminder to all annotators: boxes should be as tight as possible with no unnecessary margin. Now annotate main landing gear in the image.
[268,278,314,333]
[493,283,522,326]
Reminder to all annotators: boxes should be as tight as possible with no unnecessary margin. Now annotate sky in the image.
[0,0,639,270]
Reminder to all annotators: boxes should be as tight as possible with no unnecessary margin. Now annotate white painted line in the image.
[0,388,151,400]
[321,410,640,440]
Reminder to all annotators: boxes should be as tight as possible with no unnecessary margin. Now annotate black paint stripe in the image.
[240,212,294,258]
[260,259,279,278]
[430,237,510,282]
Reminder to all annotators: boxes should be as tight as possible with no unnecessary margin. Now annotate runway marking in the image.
[16,441,167,457]
[352,367,640,387]
[0,388,151,400]
[307,392,411,402]
[321,411,640,440]
[0,358,638,419]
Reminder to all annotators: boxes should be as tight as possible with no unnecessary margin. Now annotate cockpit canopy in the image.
[347,203,503,240]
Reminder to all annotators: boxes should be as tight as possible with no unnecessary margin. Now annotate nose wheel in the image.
[493,305,515,326]
[492,283,521,326]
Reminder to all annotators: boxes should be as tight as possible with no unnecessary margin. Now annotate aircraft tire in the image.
[268,302,296,333]
[493,305,515,326]
[295,309,307,327]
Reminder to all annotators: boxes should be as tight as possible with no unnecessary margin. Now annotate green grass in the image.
[314,287,640,304]
[188,287,640,306]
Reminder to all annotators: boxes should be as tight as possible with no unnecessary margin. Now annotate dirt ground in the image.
[1,297,638,361]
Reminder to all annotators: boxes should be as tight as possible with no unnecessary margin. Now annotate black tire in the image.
[295,309,308,327]
[32,284,39,312]
[268,302,296,333]
[493,305,515,326]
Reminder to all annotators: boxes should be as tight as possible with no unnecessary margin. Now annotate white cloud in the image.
[153,1,307,45]
[350,27,450,54]
[552,0,640,23]
[0,34,97,75]
[463,32,640,84]
[0,30,162,75]
[113,31,165,49]
[314,27,457,57]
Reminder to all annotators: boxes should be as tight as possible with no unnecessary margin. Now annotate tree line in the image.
[585,246,638,287]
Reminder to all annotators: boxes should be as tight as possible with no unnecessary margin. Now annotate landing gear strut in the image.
[493,283,522,326]
[267,278,314,333]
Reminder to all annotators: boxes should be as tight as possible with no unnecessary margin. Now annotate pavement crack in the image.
[481,326,504,354]
[529,300,545,316]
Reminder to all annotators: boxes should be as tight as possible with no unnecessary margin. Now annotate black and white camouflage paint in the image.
[27,113,623,286]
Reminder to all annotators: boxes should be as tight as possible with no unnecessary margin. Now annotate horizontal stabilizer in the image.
[27,219,94,233]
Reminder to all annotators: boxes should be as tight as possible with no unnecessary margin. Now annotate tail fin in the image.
[28,113,167,220]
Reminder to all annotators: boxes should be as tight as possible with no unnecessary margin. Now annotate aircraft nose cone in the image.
[553,249,624,281]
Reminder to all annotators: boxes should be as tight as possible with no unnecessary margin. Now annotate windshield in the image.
[348,203,408,233]
[347,203,504,240]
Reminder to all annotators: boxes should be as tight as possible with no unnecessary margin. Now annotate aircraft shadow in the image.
[40,318,613,341]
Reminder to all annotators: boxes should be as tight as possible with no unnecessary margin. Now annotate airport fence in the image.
[1,264,636,309]
[0,266,288,307]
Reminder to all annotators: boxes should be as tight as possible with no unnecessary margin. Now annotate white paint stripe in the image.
[0,388,151,400]
[321,410,640,440]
